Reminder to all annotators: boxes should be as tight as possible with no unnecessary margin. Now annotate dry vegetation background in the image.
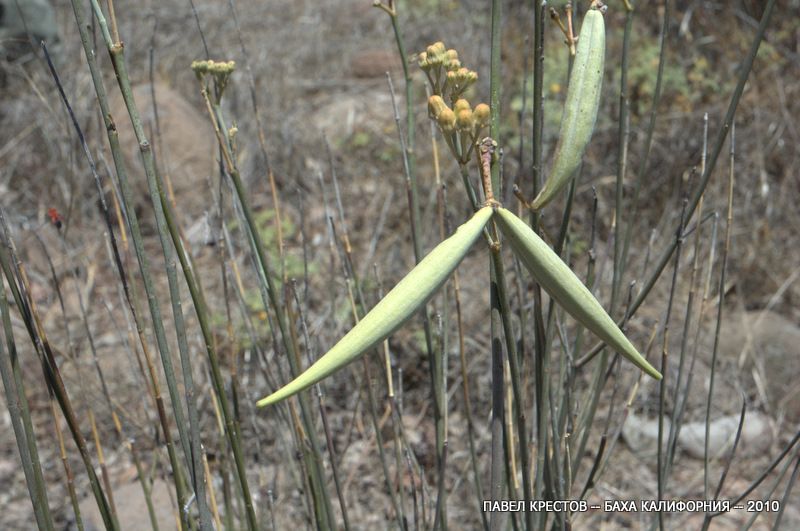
[1,0,799,529]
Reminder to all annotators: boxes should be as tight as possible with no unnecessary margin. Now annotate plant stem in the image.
[0,281,54,531]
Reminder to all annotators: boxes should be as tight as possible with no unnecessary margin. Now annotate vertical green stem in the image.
[0,282,54,531]
[489,2,508,529]
[490,243,533,530]
[610,4,634,313]
[489,259,505,531]
[70,3,195,523]
[489,0,501,193]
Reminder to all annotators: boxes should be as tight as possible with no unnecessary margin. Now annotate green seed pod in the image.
[532,7,605,210]
[438,108,457,132]
[456,109,474,132]
[493,208,661,380]
[428,95,448,119]
[473,103,490,127]
[257,207,494,406]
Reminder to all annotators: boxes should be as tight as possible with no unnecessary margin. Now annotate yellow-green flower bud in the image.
[208,60,235,75]
[473,103,490,127]
[438,108,456,132]
[454,99,471,114]
[456,108,474,131]
[426,43,441,63]
[446,59,461,72]
[417,51,429,69]
[445,49,458,64]
[191,60,209,74]
[428,95,448,119]
[428,53,443,67]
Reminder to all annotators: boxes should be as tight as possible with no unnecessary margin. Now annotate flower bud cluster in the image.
[191,59,236,76]
[191,59,236,99]
[418,41,477,101]
[421,42,489,164]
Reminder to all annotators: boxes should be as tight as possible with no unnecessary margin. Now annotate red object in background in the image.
[47,208,63,230]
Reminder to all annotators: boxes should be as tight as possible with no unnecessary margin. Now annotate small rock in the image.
[677,412,773,460]
[312,91,393,141]
[0,0,60,63]
[349,50,402,79]
[718,311,800,422]
[622,412,670,459]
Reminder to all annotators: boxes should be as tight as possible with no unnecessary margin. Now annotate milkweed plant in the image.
[0,0,786,529]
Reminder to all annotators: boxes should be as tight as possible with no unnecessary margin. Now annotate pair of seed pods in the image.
[256,6,644,408]
[258,205,660,407]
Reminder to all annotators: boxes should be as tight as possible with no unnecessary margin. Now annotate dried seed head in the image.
[428,95,448,119]
[456,108,474,131]
[473,103,490,127]
[438,108,456,132]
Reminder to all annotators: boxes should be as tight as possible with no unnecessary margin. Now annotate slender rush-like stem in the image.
[610,2,634,313]
[68,2,200,525]
[704,124,735,499]
[197,76,334,528]
[0,212,117,531]
[0,280,54,531]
